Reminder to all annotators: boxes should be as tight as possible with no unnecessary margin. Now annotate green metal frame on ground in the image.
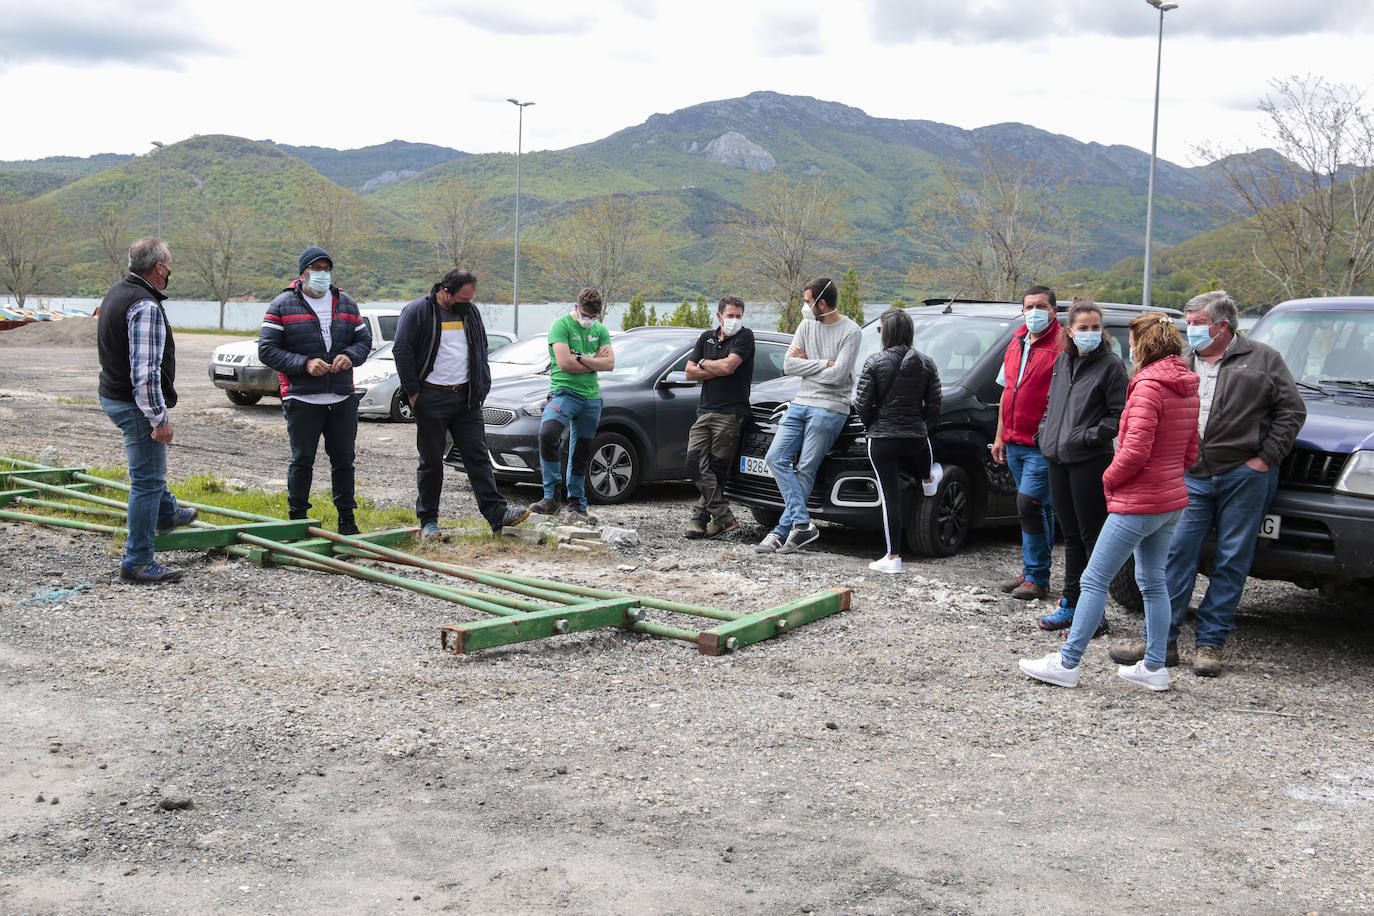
[0,457,851,655]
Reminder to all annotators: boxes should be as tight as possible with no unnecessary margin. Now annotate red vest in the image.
[999,323,1063,446]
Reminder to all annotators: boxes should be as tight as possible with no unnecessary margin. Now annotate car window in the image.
[599,337,683,384]
[1250,309,1374,384]
[491,336,549,365]
[487,333,514,352]
[753,342,787,383]
[369,341,394,359]
[374,315,399,342]
[856,313,1014,384]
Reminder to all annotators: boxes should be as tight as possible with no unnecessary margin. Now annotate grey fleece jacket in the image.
[784,315,862,415]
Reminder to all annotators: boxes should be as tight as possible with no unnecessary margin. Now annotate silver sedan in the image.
[355,332,539,421]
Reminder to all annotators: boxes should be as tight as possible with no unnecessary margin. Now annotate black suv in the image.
[726,300,1177,556]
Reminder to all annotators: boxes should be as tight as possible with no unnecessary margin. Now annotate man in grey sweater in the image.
[758,277,863,554]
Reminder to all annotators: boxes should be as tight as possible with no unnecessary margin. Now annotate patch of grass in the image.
[171,327,256,337]
[56,396,99,406]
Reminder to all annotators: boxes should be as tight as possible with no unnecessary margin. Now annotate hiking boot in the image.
[499,506,531,530]
[1107,640,1179,668]
[705,518,740,539]
[1009,579,1047,601]
[529,497,563,516]
[119,560,184,583]
[755,531,784,554]
[155,506,198,535]
[1118,660,1170,692]
[999,573,1027,593]
[1037,598,1075,631]
[566,505,599,527]
[776,522,820,555]
[1018,652,1079,688]
[1092,617,1110,639]
[1193,645,1224,677]
[338,514,360,536]
[868,555,902,574]
[684,518,708,539]
[420,522,443,541]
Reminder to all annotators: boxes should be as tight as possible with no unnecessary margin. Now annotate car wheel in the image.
[225,390,261,406]
[1109,556,1145,613]
[908,465,972,557]
[390,390,415,422]
[586,432,640,505]
[750,506,782,529]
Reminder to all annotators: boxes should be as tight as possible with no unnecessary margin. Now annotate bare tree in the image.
[297,178,363,258]
[729,174,847,332]
[546,195,651,309]
[91,201,133,284]
[1197,75,1374,300]
[907,146,1082,302]
[180,199,256,329]
[427,177,489,271]
[0,198,58,308]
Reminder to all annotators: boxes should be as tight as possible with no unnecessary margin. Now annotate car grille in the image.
[1279,449,1346,489]
[215,353,248,365]
[727,471,825,510]
[482,407,517,428]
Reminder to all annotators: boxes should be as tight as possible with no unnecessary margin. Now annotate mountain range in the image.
[1,91,1239,306]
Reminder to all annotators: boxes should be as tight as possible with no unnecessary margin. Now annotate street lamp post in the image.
[1142,0,1178,309]
[507,98,535,338]
[151,141,165,238]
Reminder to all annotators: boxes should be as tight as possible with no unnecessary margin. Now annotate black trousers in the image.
[282,395,358,519]
[414,387,507,530]
[1047,454,1113,606]
[867,436,932,556]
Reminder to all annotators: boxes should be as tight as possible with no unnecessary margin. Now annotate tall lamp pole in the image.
[151,140,165,238]
[1142,0,1178,309]
[507,98,535,337]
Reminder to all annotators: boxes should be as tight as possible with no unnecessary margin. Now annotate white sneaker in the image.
[923,462,944,497]
[1118,660,1170,691]
[868,556,903,574]
[1018,652,1080,688]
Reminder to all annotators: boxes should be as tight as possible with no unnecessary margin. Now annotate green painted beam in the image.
[697,587,851,655]
[440,598,641,654]
[155,520,317,550]
[0,466,83,485]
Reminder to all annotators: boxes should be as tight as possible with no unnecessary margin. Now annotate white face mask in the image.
[803,302,818,321]
[305,270,331,295]
[573,308,595,330]
[721,317,742,337]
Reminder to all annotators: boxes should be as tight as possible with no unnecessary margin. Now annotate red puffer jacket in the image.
[1102,355,1200,514]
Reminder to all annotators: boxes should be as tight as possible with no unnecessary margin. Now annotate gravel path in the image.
[1,330,1371,914]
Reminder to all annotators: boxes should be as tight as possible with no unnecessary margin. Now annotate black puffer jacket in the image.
[854,345,942,439]
[1035,344,1129,464]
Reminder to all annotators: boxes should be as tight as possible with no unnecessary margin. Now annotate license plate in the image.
[1258,513,1281,539]
[213,367,235,379]
[740,455,772,477]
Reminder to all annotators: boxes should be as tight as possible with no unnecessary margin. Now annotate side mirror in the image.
[660,371,698,388]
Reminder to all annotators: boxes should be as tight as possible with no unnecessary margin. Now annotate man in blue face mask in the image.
[259,246,372,534]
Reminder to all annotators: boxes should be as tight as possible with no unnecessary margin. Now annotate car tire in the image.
[750,506,783,529]
[586,432,640,505]
[908,465,972,557]
[390,390,415,423]
[1109,556,1145,613]
[225,390,261,406]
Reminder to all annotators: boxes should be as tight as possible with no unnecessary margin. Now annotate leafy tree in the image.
[0,197,58,307]
[1196,75,1374,300]
[178,198,257,328]
[90,199,133,284]
[298,177,364,260]
[693,293,711,327]
[729,174,848,332]
[427,177,489,272]
[891,296,908,309]
[837,268,865,322]
[546,195,651,308]
[621,293,648,330]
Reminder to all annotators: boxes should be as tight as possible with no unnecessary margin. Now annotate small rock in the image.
[778,691,794,699]
[555,765,568,775]
[157,794,194,811]
[824,722,839,730]
[50,796,59,805]
[34,794,44,803]
[651,556,679,571]
[601,525,640,548]
[556,543,590,552]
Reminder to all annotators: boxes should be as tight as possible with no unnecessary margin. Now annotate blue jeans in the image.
[539,389,602,508]
[1005,442,1055,586]
[101,397,180,567]
[764,404,848,538]
[1164,465,1279,649]
[1061,508,1183,670]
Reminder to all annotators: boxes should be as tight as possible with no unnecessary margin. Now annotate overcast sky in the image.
[2,0,1372,166]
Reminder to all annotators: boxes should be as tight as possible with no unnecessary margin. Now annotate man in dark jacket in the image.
[1111,290,1306,676]
[392,269,529,538]
[258,247,372,534]
[97,237,198,582]
[683,295,755,539]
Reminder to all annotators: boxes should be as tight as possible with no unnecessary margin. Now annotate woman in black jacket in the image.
[1034,298,1128,631]
[854,308,942,574]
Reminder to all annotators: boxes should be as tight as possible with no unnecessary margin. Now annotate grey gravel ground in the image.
[2,331,1372,914]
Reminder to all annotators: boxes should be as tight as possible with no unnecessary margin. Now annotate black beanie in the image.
[298,246,333,276]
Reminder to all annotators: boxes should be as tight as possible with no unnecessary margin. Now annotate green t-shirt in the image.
[547,312,611,399]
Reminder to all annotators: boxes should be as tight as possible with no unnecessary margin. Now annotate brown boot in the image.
[1009,579,1047,601]
[1193,645,1224,677]
[1108,640,1180,667]
[999,573,1027,593]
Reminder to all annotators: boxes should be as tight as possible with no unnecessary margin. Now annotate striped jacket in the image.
[258,281,372,398]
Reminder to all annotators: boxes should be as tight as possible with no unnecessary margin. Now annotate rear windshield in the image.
[857,313,1015,384]
[1249,309,1374,386]
[374,315,399,342]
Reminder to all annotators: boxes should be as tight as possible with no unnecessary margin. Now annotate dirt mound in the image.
[0,317,98,348]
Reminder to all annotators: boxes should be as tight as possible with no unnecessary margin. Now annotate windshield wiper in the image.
[1318,377,1374,391]
[1296,379,1331,395]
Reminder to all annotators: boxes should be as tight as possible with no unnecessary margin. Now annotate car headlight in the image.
[354,366,392,385]
[521,396,547,417]
[1334,450,1374,498]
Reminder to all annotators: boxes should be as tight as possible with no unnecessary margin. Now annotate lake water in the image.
[6,297,893,336]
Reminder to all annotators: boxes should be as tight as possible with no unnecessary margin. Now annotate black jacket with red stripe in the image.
[258,281,372,398]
